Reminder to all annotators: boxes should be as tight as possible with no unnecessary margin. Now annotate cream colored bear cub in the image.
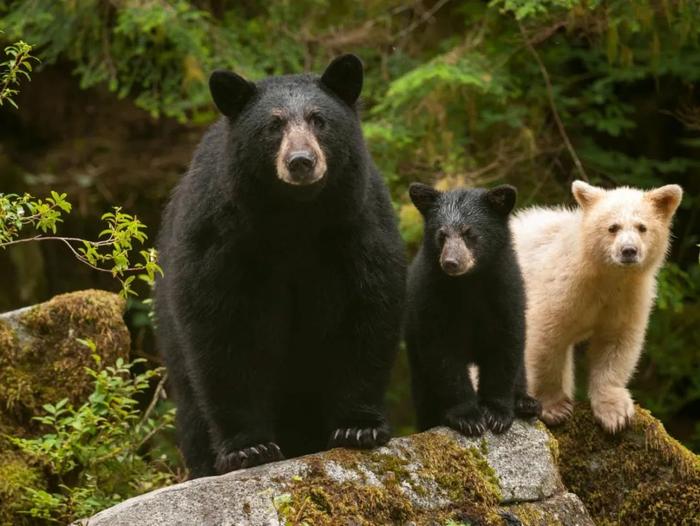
[511,181,683,433]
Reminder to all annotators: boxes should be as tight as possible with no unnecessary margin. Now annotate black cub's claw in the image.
[482,404,514,434]
[328,422,390,449]
[515,394,542,421]
[215,442,284,474]
[444,404,486,437]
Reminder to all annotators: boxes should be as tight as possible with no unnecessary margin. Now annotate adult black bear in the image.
[155,55,406,478]
[405,183,540,436]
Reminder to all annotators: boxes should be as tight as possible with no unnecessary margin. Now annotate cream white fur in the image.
[512,181,682,433]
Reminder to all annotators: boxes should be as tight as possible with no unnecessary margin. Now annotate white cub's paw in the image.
[539,396,574,426]
[590,387,635,434]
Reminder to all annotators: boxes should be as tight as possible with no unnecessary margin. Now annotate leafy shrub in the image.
[5,340,178,524]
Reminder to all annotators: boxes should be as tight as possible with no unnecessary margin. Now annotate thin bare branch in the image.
[518,21,589,182]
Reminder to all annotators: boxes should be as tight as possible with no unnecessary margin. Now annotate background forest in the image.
[0,0,698,523]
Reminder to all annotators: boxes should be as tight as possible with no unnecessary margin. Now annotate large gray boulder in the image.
[81,423,593,526]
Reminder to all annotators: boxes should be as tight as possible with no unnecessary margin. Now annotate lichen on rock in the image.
[552,403,700,525]
[276,431,503,526]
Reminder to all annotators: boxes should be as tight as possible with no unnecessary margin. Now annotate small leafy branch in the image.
[0,192,162,297]
[0,38,37,108]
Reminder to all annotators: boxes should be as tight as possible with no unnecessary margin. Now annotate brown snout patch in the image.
[440,236,475,276]
[276,121,327,186]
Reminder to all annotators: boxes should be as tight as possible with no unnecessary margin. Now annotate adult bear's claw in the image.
[215,441,284,474]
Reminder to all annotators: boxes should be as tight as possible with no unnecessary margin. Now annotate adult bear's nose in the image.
[287,151,316,181]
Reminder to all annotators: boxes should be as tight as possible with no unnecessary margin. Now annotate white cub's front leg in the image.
[527,337,575,426]
[587,326,645,433]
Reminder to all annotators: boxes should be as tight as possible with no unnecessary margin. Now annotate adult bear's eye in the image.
[309,113,325,130]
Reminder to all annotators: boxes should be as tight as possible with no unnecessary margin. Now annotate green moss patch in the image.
[551,403,700,525]
[275,431,503,525]
[0,290,129,436]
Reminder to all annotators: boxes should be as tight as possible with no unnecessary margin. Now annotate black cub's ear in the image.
[486,185,517,215]
[409,183,441,216]
[321,54,363,107]
[209,70,257,118]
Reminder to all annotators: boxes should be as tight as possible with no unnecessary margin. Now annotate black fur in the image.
[155,55,406,478]
[405,184,539,437]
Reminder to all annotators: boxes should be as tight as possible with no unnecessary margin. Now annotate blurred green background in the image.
[0,0,698,452]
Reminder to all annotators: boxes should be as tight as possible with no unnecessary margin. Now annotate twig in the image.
[393,0,452,40]
[518,20,589,182]
[0,235,143,274]
[136,372,168,432]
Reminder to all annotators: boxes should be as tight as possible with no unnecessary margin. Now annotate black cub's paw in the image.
[443,404,486,437]
[215,442,284,474]
[328,421,391,449]
[482,403,514,434]
[515,394,542,421]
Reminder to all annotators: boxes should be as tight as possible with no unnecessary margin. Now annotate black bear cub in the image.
[155,55,406,478]
[405,183,540,436]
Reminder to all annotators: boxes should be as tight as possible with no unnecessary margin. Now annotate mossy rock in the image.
[0,289,129,437]
[81,424,586,526]
[551,403,700,525]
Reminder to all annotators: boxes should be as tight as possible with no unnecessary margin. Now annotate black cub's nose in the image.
[621,246,638,258]
[442,258,460,273]
[287,151,316,179]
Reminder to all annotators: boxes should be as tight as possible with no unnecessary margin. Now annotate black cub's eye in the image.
[437,228,447,244]
[637,223,647,233]
[461,226,477,241]
[608,224,621,234]
[309,113,325,130]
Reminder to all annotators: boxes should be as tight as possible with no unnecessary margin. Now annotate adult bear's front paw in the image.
[328,421,391,449]
[443,403,486,437]
[215,442,284,474]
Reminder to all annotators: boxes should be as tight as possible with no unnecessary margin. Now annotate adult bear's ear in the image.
[209,70,257,118]
[409,183,440,216]
[647,184,683,219]
[321,54,363,107]
[571,180,604,209]
[486,185,517,216]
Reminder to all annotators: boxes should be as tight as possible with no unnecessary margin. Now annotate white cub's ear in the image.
[571,180,604,209]
[647,184,683,218]
[409,183,440,216]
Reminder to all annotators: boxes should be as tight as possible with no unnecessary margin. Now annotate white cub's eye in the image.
[608,224,621,234]
[637,224,647,233]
